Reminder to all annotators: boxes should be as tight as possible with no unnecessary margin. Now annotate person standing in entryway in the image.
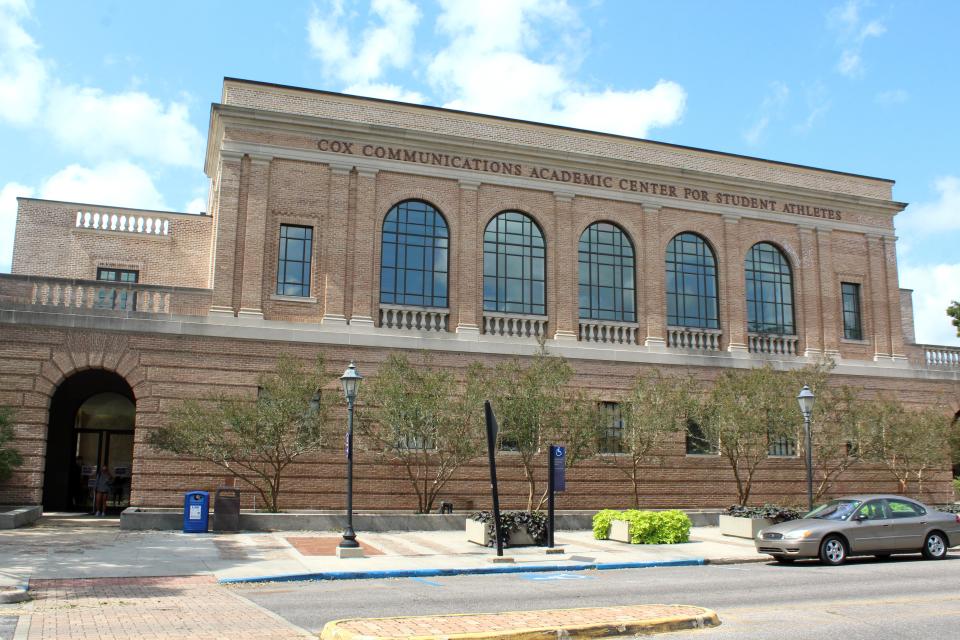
[93,464,113,517]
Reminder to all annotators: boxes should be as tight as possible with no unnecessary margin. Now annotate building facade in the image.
[2,78,958,512]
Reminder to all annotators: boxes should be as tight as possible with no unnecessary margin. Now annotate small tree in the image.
[599,372,699,508]
[488,351,599,511]
[807,385,867,501]
[948,300,960,337]
[358,354,486,513]
[699,365,811,506]
[0,407,24,482]
[861,397,952,497]
[150,353,332,512]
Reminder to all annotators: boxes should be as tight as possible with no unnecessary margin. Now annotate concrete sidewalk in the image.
[0,514,762,587]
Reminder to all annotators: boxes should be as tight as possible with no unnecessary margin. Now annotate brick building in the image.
[2,77,958,513]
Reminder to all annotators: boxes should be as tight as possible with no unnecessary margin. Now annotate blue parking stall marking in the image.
[410,577,444,586]
[520,572,594,581]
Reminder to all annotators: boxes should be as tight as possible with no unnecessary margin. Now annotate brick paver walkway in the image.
[321,603,720,639]
[20,576,313,639]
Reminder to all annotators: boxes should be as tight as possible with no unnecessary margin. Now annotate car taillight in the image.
[956,515,960,524]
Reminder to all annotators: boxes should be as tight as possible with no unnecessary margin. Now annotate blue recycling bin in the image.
[183,491,210,533]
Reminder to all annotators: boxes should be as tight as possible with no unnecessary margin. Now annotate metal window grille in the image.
[483,211,546,315]
[666,232,719,329]
[841,282,863,340]
[598,402,624,453]
[745,242,795,335]
[578,223,636,322]
[276,225,313,297]
[380,200,449,308]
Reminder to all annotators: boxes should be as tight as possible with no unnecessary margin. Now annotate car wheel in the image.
[922,532,948,560]
[773,556,795,564]
[819,535,847,565]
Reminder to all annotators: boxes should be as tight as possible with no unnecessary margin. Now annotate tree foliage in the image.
[358,354,487,513]
[487,351,601,511]
[948,300,960,338]
[807,384,868,501]
[0,407,24,483]
[599,371,699,508]
[149,353,332,512]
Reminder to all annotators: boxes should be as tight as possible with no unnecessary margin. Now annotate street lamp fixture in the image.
[339,361,363,553]
[796,385,815,513]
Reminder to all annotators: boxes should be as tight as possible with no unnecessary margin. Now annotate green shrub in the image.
[0,407,23,483]
[592,509,621,540]
[953,477,960,496]
[591,508,692,544]
[470,510,547,546]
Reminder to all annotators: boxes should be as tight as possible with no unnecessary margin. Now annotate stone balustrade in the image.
[378,304,449,332]
[920,345,960,368]
[0,274,211,317]
[579,320,639,345]
[483,313,548,339]
[75,210,170,236]
[667,326,723,351]
[747,333,800,355]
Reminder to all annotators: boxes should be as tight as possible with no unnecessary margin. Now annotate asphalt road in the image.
[234,555,960,638]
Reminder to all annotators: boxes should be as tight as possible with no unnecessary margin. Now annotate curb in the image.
[218,558,709,584]
[319,604,720,639]
[0,578,30,605]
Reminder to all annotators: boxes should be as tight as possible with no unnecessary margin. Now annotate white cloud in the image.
[828,1,886,77]
[0,0,49,125]
[0,181,35,272]
[45,85,203,167]
[184,197,206,214]
[896,176,960,257]
[743,81,789,145]
[308,0,421,85]
[900,263,960,347]
[39,162,167,211]
[426,0,685,137]
[876,89,908,105]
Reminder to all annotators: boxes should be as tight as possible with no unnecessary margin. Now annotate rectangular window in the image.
[768,434,797,457]
[598,402,624,454]
[841,282,862,340]
[276,225,313,297]
[685,420,717,455]
[96,268,139,310]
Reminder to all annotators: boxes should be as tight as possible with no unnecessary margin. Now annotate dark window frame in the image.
[276,224,314,298]
[745,242,795,335]
[379,200,450,308]
[96,268,139,310]
[578,223,636,323]
[841,282,863,340]
[685,420,718,455]
[767,433,798,457]
[666,232,720,329]
[483,211,546,316]
[597,401,625,454]
[96,267,139,283]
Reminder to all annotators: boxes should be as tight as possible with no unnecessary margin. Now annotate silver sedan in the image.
[755,495,960,565]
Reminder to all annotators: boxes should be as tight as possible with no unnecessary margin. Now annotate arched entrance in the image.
[43,369,135,512]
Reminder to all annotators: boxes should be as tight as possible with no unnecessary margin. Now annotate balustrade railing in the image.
[378,304,449,332]
[483,313,548,339]
[0,274,211,317]
[920,345,960,368]
[75,210,170,236]
[747,333,800,355]
[579,320,639,345]
[667,326,723,351]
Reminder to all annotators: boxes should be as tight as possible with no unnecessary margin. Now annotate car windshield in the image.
[806,500,861,520]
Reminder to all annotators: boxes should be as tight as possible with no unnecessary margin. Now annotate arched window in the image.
[380,200,449,308]
[578,222,635,322]
[666,232,719,329]
[483,211,545,315]
[745,242,795,335]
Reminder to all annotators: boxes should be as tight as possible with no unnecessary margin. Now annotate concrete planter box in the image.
[465,518,537,547]
[0,505,41,529]
[719,514,773,539]
[608,519,632,543]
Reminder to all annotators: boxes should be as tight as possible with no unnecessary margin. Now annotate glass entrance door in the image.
[74,429,134,512]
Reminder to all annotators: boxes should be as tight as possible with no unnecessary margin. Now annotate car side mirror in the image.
[854,513,867,522]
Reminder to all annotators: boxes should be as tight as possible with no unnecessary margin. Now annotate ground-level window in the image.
[276,224,313,297]
[96,268,139,310]
[768,434,797,457]
[841,282,863,340]
[598,402,624,454]
[685,420,717,455]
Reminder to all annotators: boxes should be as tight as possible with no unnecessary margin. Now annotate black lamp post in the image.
[797,385,815,513]
[339,361,363,550]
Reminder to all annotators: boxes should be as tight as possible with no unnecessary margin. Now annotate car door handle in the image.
[920,521,928,525]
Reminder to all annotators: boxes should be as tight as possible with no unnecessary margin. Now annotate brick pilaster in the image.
[642,205,666,348]
[321,163,352,325]
[553,192,577,341]
[209,153,243,315]
[349,168,378,327]
[882,235,907,361]
[456,180,480,336]
[798,226,822,357]
[722,214,747,353]
[238,155,271,318]
[866,234,892,360]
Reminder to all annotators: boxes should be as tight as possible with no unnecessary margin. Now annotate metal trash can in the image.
[213,487,241,532]
[439,501,453,514]
[183,491,210,533]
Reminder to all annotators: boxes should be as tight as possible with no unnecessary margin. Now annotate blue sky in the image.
[1,0,957,345]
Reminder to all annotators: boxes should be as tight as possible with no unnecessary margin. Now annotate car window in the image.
[854,500,888,520]
[886,499,925,518]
